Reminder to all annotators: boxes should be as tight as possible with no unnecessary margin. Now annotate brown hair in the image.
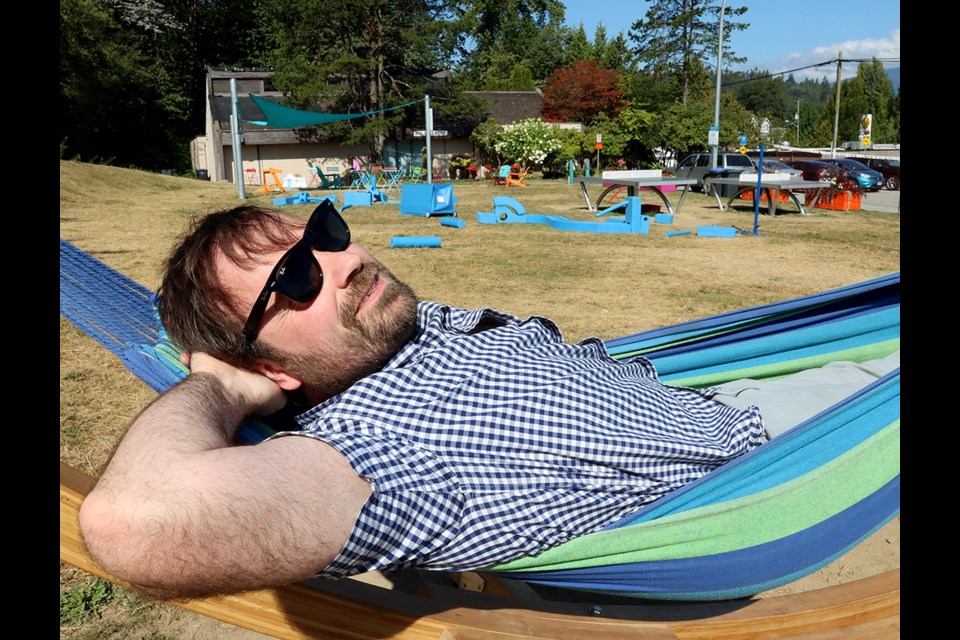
[157,205,300,365]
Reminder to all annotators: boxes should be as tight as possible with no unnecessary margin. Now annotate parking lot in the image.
[861,189,900,213]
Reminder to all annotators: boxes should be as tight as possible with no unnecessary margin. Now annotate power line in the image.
[722,58,900,86]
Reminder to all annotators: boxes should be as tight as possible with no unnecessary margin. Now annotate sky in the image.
[560,1,900,83]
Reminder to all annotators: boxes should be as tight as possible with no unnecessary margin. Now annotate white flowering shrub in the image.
[494,118,563,169]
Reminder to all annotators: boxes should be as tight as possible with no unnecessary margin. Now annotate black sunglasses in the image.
[241,200,351,345]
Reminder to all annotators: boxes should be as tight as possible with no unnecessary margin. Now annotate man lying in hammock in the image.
[78,200,895,601]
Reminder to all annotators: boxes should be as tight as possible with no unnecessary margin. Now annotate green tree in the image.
[544,128,591,176]
[838,59,899,145]
[455,0,567,88]
[599,33,635,72]
[257,0,458,162]
[727,70,790,120]
[506,64,536,90]
[566,23,593,62]
[615,104,659,167]
[592,24,608,61]
[650,92,751,161]
[60,0,197,170]
[470,118,506,166]
[587,113,629,168]
[628,0,748,105]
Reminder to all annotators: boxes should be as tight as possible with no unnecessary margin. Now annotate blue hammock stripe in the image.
[59,238,900,600]
[502,477,899,600]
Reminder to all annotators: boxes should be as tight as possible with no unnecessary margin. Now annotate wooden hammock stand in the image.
[61,462,899,640]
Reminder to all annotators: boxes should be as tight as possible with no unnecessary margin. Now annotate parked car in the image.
[786,160,854,188]
[820,158,883,192]
[668,152,756,190]
[749,159,803,180]
[847,157,899,190]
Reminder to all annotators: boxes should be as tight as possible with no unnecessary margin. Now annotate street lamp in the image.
[710,0,726,169]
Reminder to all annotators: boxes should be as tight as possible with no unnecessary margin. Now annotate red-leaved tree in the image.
[542,60,627,124]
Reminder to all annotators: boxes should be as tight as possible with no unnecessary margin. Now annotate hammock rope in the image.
[59,238,900,601]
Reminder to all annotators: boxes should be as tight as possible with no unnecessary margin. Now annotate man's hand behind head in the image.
[186,351,289,417]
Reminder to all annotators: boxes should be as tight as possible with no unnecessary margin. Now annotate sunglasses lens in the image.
[275,247,321,302]
[305,201,351,251]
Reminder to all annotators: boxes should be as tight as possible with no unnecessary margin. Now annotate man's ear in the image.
[251,360,303,391]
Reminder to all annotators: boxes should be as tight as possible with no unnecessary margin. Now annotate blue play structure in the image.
[440,217,465,228]
[342,184,395,209]
[399,184,458,217]
[390,235,442,248]
[272,193,338,206]
[477,196,650,234]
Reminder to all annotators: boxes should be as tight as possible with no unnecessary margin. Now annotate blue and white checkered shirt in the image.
[283,302,765,578]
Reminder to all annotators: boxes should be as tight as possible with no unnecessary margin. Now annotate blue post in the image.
[753,143,764,235]
[585,159,591,177]
[568,159,575,185]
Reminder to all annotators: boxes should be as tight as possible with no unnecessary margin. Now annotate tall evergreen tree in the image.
[592,24,608,62]
[454,0,566,88]
[628,0,748,105]
[599,33,635,72]
[839,59,899,145]
[566,24,593,62]
[256,0,458,161]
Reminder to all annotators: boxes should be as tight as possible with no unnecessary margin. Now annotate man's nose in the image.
[317,247,363,290]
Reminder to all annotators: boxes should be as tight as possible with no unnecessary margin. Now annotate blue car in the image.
[821,158,884,192]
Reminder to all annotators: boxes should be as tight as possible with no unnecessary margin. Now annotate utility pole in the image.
[425,94,433,184]
[710,0,727,169]
[830,51,842,158]
[230,78,246,200]
[795,99,800,146]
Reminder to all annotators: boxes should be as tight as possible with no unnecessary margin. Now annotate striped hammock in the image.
[59,238,900,601]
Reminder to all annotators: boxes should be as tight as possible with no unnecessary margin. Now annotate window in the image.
[727,155,754,168]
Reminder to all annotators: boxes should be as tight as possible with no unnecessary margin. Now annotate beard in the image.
[278,260,419,402]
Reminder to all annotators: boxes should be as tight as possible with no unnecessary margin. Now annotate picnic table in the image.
[703,176,831,216]
[574,176,698,215]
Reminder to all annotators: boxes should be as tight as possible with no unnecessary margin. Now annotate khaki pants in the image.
[711,351,900,439]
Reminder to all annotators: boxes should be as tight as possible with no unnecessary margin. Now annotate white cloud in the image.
[755,29,899,82]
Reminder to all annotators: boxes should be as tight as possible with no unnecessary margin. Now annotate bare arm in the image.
[78,355,371,600]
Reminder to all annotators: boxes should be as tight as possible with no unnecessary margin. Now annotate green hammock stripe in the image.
[490,419,899,573]
[248,94,417,128]
[665,338,901,388]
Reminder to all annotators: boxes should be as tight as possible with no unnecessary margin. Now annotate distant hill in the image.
[886,67,899,92]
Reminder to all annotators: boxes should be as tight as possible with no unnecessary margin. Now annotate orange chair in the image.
[254,168,285,194]
[506,166,528,187]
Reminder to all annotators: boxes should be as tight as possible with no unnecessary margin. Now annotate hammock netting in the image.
[60,238,900,601]
[247,94,417,128]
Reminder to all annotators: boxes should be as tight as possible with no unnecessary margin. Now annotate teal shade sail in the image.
[248,94,417,128]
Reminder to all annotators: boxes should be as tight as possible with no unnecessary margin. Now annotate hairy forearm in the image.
[100,373,248,479]
[78,373,367,599]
